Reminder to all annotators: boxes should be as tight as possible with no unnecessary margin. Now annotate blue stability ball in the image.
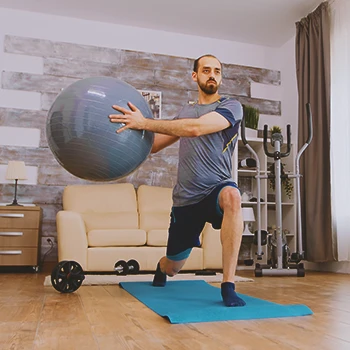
[46,77,154,181]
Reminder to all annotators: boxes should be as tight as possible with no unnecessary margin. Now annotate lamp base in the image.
[6,199,22,206]
[7,180,23,206]
[243,222,253,236]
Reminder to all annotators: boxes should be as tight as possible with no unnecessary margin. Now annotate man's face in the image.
[192,56,222,95]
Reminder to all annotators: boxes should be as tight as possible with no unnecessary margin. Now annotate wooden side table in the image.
[0,205,42,271]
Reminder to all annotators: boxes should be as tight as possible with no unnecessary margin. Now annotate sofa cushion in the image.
[137,185,173,231]
[137,185,173,212]
[201,223,222,269]
[140,213,171,232]
[82,212,139,231]
[147,229,168,246]
[88,229,146,247]
[63,183,137,213]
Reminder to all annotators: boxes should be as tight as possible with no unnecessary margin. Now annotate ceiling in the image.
[0,0,324,47]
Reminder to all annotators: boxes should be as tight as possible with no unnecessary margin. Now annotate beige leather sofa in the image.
[56,183,223,272]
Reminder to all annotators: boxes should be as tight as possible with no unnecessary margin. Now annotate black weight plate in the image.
[51,260,85,293]
[254,268,263,277]
[51,260,69,293]
[114,260,128,275]
[297,267,305,277]
[127,259,140,274]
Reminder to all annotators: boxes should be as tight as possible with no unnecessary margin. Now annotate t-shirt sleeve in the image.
[215,98,243,127]
[172,105,187,120]
[215,98,243,152]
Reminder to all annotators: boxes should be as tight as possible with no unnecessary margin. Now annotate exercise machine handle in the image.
[296,102,313,161]
[263,124,291,159]
[295,102,314,258]
[240,115,248,146]
[263,125,274,157]
[306,102,313,145]
[282,125,291,158]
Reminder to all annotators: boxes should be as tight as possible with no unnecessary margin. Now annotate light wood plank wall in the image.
[0,35,281,260]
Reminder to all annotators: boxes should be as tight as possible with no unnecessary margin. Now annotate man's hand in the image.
[109,102,147,133]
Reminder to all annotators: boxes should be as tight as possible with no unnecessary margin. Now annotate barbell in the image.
[51,258,140,293]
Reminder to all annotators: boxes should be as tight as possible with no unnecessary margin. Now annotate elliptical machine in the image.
[241,103,313,277]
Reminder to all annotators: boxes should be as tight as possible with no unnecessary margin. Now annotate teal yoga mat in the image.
[120,280,313,324]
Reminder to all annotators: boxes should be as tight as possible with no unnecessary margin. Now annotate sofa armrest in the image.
[201,223,223,269]
[56,211,88,270]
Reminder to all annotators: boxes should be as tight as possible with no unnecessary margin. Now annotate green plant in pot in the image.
[242,104,259,130]
[267,126,294,199]
[270,125,282,135]
[268,163,294,199]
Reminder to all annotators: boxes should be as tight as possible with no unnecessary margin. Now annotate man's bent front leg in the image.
[218,186,246,307]
[219,186,243,283]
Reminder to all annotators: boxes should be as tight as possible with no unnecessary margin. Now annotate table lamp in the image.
[6,161,27,206]
[242,207,255,235]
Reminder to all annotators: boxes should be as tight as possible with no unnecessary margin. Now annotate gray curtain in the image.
[295,1,335,262]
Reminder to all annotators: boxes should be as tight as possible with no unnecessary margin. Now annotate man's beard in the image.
[198,79,219,95]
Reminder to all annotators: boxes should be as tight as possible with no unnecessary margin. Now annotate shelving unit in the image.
[233,136,297,263]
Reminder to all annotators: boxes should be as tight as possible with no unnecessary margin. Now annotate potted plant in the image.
[242,104,259,130]
[268,163,294,199]
[270,125,282,135]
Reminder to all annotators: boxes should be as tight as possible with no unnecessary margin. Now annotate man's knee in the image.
[163,258,186,277]
[219,186,241,212]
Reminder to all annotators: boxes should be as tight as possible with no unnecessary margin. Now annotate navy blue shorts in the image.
[166,181,239,261]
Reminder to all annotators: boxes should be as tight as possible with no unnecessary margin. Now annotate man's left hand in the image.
[109,102,146,133]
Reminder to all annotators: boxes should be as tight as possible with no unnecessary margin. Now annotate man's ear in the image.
[191,71,197,82]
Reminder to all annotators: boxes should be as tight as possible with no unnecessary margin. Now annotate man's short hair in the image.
[193,54,222,73]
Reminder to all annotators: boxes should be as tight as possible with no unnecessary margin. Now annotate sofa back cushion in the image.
[82,212,139,231]
[63,183,137,213]
[63,183,139,229]
[137,185,173,232]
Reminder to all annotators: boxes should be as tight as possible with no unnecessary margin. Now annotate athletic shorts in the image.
[166,181,239,261]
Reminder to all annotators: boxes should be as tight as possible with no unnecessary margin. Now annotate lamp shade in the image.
[6,161,27,180]
[242,207,255,222]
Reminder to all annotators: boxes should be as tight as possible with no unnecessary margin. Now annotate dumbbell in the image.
[114,259,140,275]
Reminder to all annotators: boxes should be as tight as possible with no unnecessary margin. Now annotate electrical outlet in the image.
[44,237,55,246]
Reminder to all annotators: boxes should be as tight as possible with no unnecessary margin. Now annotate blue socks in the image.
[152,262,167,287]
[221,282,246,307]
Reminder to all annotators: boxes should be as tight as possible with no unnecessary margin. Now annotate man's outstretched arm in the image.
[151,134,179,153]
[109,102,231,137]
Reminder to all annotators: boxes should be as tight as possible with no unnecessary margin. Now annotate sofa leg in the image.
[195,270,217,276]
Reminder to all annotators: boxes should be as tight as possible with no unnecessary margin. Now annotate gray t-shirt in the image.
[172,97,243,207]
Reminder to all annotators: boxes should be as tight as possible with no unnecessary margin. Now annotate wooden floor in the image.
[0,264,350,350]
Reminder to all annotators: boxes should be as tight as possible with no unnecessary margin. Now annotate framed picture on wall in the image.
[138,90,162,119]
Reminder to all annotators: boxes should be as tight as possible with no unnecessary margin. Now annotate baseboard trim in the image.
[304,261,350,274]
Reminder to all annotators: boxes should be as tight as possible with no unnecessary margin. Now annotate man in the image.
[109,54,245,307]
